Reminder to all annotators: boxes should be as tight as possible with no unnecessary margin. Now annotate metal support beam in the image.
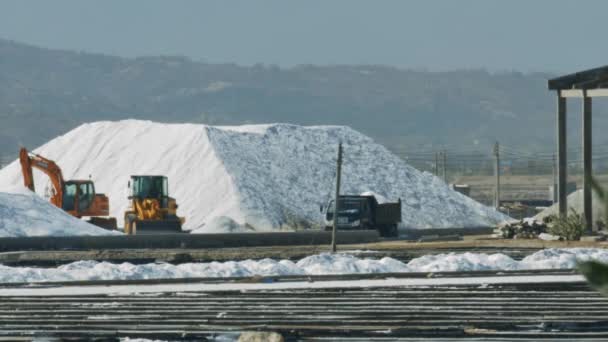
[560,89,608,98]
[557,92,568,217]
[582,93,593,233]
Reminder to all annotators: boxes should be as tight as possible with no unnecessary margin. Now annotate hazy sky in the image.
[1,0,607,72]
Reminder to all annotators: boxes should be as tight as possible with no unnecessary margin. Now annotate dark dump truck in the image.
[323,195,401,237]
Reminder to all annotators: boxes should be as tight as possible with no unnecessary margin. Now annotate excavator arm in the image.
[19,147,65,208]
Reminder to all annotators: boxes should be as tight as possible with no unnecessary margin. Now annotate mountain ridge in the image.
[1,37,600,160]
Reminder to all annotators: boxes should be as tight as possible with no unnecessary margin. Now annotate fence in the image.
[389,143,608,207]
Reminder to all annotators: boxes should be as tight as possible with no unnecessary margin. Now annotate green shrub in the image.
[580,174,608,297]
[547,208,585,241]
[579,261,608,297]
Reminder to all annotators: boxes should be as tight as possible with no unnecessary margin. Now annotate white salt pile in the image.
[0,186,119,237]
[0,120,508,232]
[535,189,605,223]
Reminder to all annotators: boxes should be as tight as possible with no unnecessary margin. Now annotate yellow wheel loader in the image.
[123,175,185,234]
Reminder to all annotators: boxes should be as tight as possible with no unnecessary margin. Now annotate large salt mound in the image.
[0,120,507,231]
[0,186,119,237]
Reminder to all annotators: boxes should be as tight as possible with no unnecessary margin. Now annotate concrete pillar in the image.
[582,92,593,233]
[557,92,568,217]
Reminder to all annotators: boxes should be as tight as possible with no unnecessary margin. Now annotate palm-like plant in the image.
[578,174,608,296]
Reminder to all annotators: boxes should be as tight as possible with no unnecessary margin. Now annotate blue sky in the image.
[1,0,606,72]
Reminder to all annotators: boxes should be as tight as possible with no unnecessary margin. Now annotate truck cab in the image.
[324,195,401,237]
[325,196,373,230]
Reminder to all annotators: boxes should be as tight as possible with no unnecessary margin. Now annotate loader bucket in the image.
[87,217,118,230]
[132,219,183,234]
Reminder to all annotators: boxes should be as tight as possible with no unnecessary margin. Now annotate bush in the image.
[547,208,585,241]
[579,261,608,297]
[580,174,608,297]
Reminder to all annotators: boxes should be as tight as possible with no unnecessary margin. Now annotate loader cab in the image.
[62,180,95,213]
[129,175,169,207]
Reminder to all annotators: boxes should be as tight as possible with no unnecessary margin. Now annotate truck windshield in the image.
[327,199,362,214]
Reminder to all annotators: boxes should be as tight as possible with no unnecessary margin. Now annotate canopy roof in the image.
[549,65,608,91]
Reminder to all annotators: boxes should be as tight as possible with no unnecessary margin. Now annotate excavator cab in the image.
[62,181,94,212]
[124,175,184,234]
[61,180,114,228]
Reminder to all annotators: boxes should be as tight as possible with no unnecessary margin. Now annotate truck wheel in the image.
[388,225,398,238]
[379,225,398,238]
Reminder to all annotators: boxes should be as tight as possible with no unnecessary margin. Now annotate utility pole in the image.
[331,143,343,253]
[442,149,447,183]
[493,142,500,209]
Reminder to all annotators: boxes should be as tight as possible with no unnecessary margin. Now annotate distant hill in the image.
[0,38,601,161]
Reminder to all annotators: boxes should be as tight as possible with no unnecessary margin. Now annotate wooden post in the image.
[493,142,500,209]
[557,92,568,217]
[331,143,343,253]
[583,92,593,233]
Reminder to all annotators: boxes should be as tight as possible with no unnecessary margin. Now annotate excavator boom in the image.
[19,148,35,191]
[19,147,64,207]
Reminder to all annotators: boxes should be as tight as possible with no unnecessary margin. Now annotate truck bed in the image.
[375,202,402,224]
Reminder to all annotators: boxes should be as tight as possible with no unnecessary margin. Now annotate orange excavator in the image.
[19,147,117,229]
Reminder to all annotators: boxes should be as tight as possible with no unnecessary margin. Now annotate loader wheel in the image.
[124,213,137,235]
